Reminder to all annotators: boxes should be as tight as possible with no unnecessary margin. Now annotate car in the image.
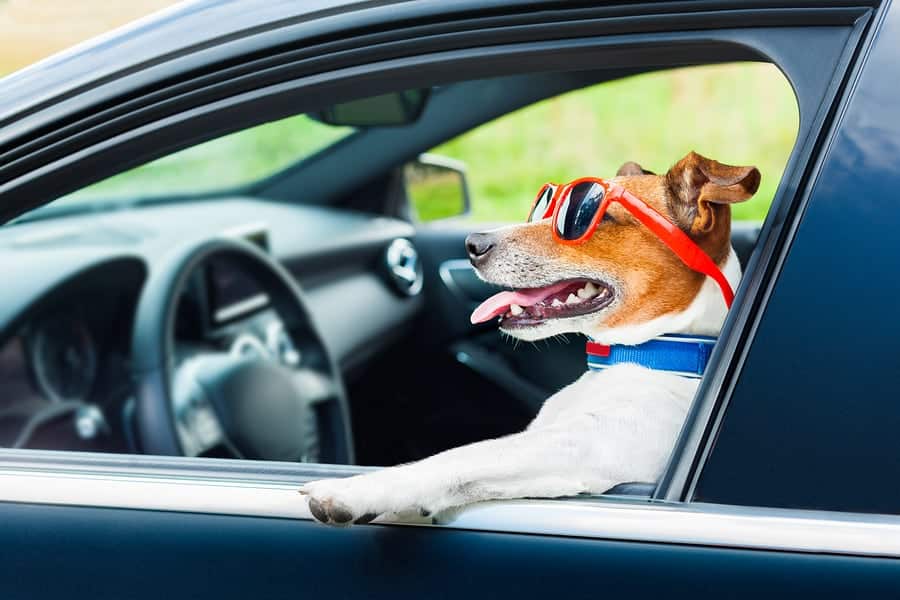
[1,0,900,597]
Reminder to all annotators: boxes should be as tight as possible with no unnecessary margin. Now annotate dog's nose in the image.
[466,232,497,265]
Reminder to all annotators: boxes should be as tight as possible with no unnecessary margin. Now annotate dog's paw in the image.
[298,477,384,527]
[299,471,439,527]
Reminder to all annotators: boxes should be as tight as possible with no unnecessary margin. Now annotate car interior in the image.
[0,63,786,487]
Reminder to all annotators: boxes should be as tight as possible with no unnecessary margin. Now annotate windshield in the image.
[33,114,354,218]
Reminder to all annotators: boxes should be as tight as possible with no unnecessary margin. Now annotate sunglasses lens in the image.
[556,182,605,240]
[528,185,555,222]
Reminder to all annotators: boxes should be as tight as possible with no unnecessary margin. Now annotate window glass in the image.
[59,115,353,205]
[427,63,797,223]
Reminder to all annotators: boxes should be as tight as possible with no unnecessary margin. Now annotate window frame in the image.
[0,0,890,548]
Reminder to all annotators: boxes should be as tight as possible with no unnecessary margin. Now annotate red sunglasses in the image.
[527,177,734,308]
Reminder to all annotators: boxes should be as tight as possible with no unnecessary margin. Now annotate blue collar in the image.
[586,334,716,378]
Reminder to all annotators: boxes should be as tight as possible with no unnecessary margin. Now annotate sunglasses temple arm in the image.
[622,196,735,308]
[673,241,735,308]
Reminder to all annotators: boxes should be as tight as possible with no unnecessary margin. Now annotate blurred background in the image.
[0,0,798,223]
[0,0,174,73]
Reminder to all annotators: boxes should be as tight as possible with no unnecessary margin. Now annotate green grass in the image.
[431,63,798,223]
[57,62,797,224]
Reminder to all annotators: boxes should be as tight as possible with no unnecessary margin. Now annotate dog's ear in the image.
[665,151,760,234]
[616,161,656,176]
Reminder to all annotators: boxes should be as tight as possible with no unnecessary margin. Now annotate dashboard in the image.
[0,268,141,451]
[0,197,421,453]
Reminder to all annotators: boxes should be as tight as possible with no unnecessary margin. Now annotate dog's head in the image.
[467,151,760,344]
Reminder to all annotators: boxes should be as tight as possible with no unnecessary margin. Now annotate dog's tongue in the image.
[470,281,573,324]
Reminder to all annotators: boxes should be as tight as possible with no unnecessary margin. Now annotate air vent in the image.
[384,238,423,296]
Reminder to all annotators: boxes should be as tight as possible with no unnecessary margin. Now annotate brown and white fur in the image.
[300,151,760,526]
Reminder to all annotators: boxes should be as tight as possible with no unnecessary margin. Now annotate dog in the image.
[300,151,760,526]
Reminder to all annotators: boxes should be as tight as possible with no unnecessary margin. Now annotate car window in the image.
[417,63,797,223]
[57,114,354,205]
[0,61,798,506]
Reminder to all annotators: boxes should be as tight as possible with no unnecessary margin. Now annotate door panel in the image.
[2,502,900,599]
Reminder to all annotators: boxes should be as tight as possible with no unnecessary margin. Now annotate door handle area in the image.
[438,259,503,305]
[450,340,547,413]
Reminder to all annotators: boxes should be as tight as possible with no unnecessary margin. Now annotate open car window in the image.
[0,61,798,483]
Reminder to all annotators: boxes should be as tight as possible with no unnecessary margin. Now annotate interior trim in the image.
[437,258,476,304]
[1,462,899,558]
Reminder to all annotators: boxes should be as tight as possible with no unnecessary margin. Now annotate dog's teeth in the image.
[576,287,593,300]
[552,298,564,307]
[584,282,599,296]
[510,304,524,316]
[566,293,581,305]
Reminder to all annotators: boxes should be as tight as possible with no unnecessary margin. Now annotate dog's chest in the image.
[532,363,699,432]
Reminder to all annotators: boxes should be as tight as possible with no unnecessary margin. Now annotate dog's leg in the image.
[299,419,619,526]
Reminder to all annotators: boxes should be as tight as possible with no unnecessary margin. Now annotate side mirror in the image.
[404,154,471,222]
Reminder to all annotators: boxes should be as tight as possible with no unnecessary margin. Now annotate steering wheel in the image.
[130,238,354,464]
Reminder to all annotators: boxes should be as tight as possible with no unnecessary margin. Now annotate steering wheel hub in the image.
[188,355,318,461]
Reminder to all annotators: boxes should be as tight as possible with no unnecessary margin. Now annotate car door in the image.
[2,1,900,598]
